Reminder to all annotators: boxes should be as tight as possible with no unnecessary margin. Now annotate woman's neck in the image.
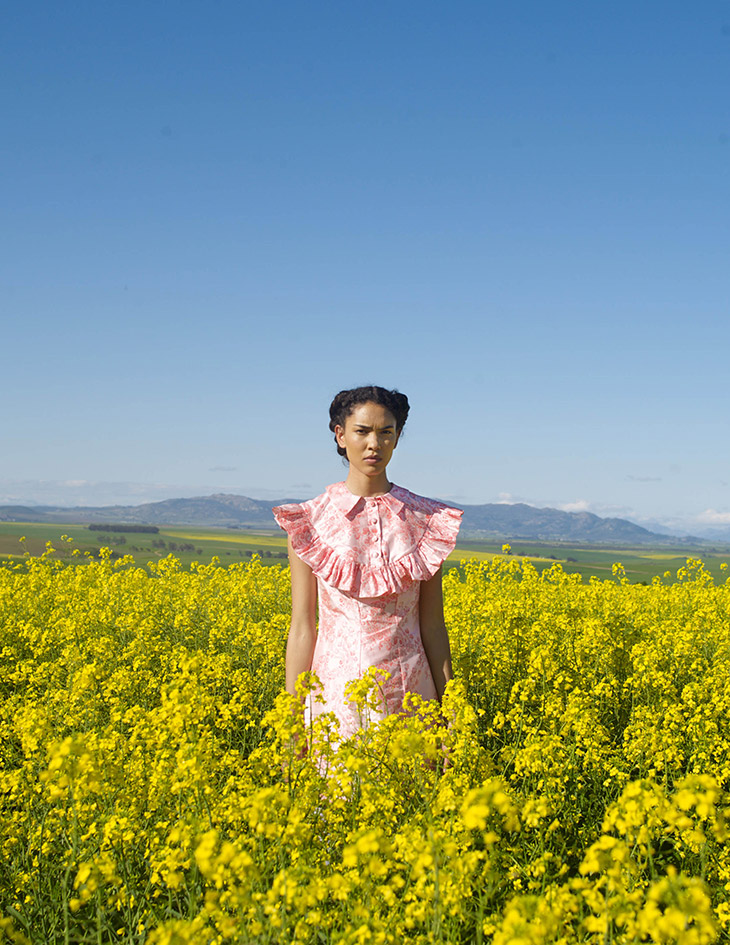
[344,469,393,498]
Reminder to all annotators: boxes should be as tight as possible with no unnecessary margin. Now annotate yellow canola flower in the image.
[461,779,520,833]
[1,550,730,942]
[637,869,717,945]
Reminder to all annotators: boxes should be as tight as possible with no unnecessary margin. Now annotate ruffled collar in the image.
[272,482,462,596]
[325,481,406,517]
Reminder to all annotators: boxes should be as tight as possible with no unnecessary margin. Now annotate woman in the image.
[273,386,462,739]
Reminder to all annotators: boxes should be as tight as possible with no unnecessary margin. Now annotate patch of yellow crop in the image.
[599,548,690,560]
[1,548,728,942]
[447,547,494,561]
[161,529,286,547]
[638,552,693,560]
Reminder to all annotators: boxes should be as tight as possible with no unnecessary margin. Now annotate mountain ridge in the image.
[0,493,703,545]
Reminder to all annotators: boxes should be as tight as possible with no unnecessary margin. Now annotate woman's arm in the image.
[285,535,318,697]
[419,566,453,701]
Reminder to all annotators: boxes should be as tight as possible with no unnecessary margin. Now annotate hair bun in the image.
[328,385,410,459]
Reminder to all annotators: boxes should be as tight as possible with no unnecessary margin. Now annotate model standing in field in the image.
[272,386,463,739]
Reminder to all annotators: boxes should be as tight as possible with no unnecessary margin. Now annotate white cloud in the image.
[497,492,517,504]
[593,503,635,518]
[497,492,536,505]
[559,499,591,513]
[696,509,730,525]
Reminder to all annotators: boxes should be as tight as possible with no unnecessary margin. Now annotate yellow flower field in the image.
[1,544,729,943]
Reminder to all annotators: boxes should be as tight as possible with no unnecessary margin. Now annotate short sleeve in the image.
[272,497,353,586]
[398,501,463,582]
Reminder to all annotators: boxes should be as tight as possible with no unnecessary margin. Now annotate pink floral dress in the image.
[273,482,463,738]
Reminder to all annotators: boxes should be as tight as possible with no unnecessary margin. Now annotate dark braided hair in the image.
[329,386,410,459]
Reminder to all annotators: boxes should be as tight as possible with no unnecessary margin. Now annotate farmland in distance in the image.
[1,521,728,584]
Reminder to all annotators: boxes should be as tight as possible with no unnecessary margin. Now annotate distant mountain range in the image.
[0,493,705,546]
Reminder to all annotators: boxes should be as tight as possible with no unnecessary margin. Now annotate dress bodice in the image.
[272,481,463,598]
[272,482,463,737]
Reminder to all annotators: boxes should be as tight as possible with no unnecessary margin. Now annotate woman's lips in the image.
[364,456,381,463]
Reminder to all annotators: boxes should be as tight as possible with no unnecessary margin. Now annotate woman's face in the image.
[335,401,400,478]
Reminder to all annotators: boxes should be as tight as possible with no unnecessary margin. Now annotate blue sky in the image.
[2,1,729,535]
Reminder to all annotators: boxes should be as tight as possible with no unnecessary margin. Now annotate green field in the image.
[1,520,728,584]
[0,522,288,570]
[449,537,730,584]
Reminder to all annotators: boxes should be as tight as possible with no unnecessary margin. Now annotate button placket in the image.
[369,500,382,561]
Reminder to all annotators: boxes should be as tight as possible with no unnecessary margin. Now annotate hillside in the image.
[458,502,686,544]
[0,493,700,545]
